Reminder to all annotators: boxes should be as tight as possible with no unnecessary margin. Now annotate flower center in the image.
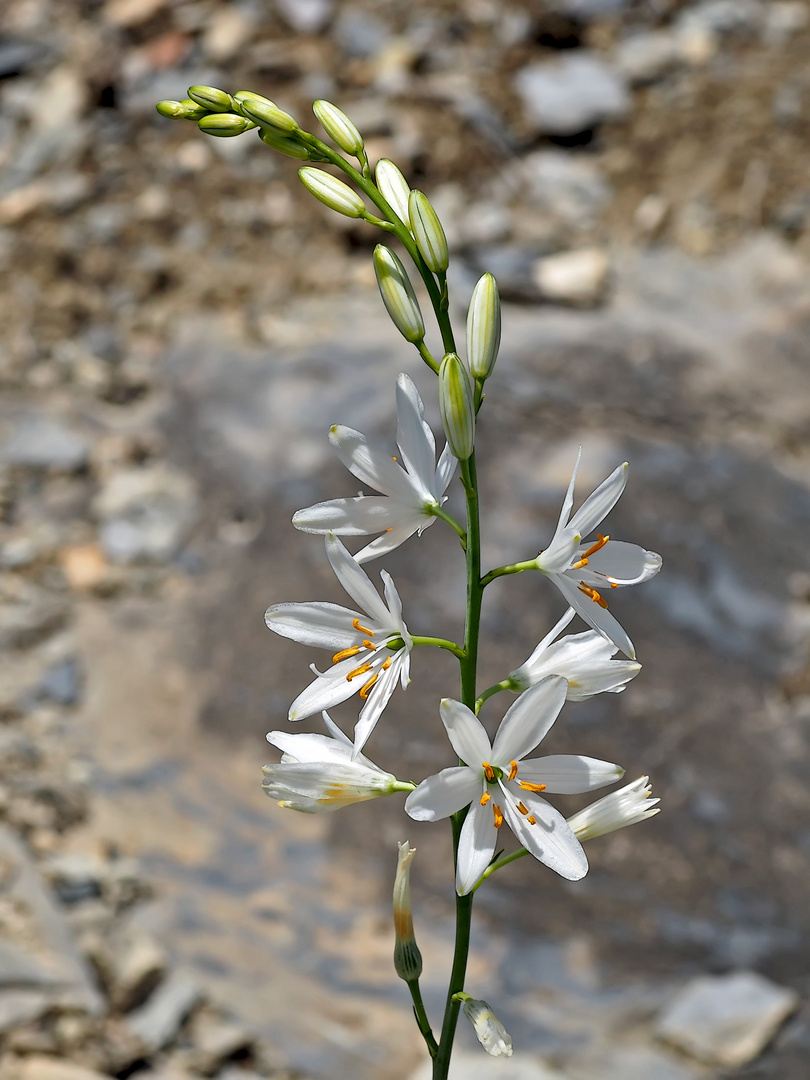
[330,619,397,699]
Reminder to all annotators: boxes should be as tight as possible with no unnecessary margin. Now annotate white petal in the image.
[329,425,419,504]
[267,730,353,765]
[321,711,356,750]
[555,446,581,532]
[536,526,581,574]
[568,462,627,536]
[519,608,577,670]
[434,441,458,495]
[565,659,640,699]
[325,535,394,628]
[517,754,624,794]
[395,374,436,496]
[580,541,662,586]
[352,656,401,755]
[553,572,636,659]
[265,601,363,651]
[456,802,498,895]
[288,658,363,721]
[405,767,480,821]
[440,699,491,765]
[353,521,425,563]
[293,496,416,536]
[500,787,588,881]
[491,676,568,765]
[381,569,410,641]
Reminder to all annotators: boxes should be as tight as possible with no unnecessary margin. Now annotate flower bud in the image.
[187,84,234,113]
[375,159,411,228]
[258,128,312,160]
[393,842,423,982]
[567,776,660,842]
[313,99,364,156]
[409,190,449,274]
[373,245,425,345]
[232,90,272,110]
[439,352,475,460]
[239,98,298,133]
[466,273,501,380]
[299,167,367,218]
[460,998,513,1057]
[198,113,253,138]
[156,99,206,120]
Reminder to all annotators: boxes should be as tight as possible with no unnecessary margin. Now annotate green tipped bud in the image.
[258,128,312,159]
[409,190,449,274]
[375,159,411,228]
[198,113,253,138]
[393,842,422,982]
[439,352,475,460]
[156,99,204,120]
[239,98,298,134]
[467,272,501,380]
[299,167,366,218]
[313,100,364,156]
[373,245,425,345]
[187,85,234,113]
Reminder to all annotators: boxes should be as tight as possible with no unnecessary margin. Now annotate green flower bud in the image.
[439,352,475,460]
[313,100,364,156]
[375,159,411,228]
[156,99,200,120]
[393,842,422,983]
[197,113,253,137]
[187,85,234,113]
[466,272,501,380]
[409,190,449,274]
[373,245,425,345]
[258,128,312,160]
[299,167,367,218]
[239,98,299,134]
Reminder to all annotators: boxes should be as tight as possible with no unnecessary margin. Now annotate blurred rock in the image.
[333,8,389,57]
[567,1045,700,1080]
[0,1057,111,1080]
[36,658,82,707]
[201,5,258,62]
[103,0,167,28]
[187,1010,253,1072]
[614,32,680,85]
[0,580,69,651]
[58,545,115,594]
[93,466,198,564]
[127,972,201,1052]
[42,853,105,905]
[520,151,612,230]
[104,930,167,1012]
[657,971,799,1066]
[515,53,630,136]
[410,1052,566,1080]
[532,247,610,307]
[764,2,809,46]
[275,0,333,35]
[0,39,50,79]
[1,415,89,472]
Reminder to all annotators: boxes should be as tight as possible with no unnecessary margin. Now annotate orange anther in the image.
[578,582,608,609]
[517,801,529,815]
[381,657,392,670]
[359,673,379,699]
[508,760,518,781]
[492,803,503,828]
[352,618,374,635]
[527,815,537,825]
[332,644,362,664]
[518,781,547,793]
[583,533,609,559]
[346,660,373,682]
[482,762,495,782]
[480,791,491,806]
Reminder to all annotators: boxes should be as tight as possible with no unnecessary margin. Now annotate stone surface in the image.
[520,151,612,230]
[127,971,201,1051]
[93,466,198,564]
[656,971,800,1066]
[409,1052,567,1080]
[566,1045,701,1080]
[533,248,610,307]
[614,32,681,85]
[1,415,89,472]
[0,1056,112,1080]
[514,54,630,136]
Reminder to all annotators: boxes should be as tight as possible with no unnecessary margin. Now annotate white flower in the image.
[265,535,412,754]
[405,677,625,895]
[534,450,662,659]
[567,775,660,841]
[508,606,641,698]
[263,712,409,813]
[461,998,513,1058]
[292,373,456,563]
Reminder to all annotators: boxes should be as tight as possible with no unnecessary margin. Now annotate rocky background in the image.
[2,1,810,1079]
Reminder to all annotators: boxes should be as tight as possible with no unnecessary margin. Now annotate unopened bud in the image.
[232,90,272,110]
[373,245,425,345]
[567,776,660,842]
[299,167,367,218]
[439,353,475,460]
[409,190,449,274]
[258,128,312,160]
[156,99,207,121]
[393,841,422,982]
[467,273,501,379]
[376,159,411,228]
[459,997,513,1057]
[187,85,234,113]
[313,100,364,156]
[239,98,298,134]
[198,113,253,138]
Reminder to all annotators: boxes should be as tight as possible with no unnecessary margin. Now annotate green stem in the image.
[475,679,513,713]
[410,635,465,659]
[431,504,467,547]
[408,979,439,1058]
[480,559,538,588]
[418,340,440,375]
[470,847,528,893]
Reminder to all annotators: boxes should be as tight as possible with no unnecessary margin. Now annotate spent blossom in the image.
[567,775,660,842]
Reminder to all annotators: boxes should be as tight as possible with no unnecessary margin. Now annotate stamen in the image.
[482,762,495,782]
[480,791,491,806]
[346,660,373,682]
[517,801,529,815]
[359,673,379,699]
[583,533,609,558]
[352,618,374,635]
[578,582,608,609]
[492,803,503,828]
[381,657,392,670]
[518,781,547,793]
[332,644,362,664]
[571,556,589,570]
[361,639,376,651]
[507,760,518,781]
[526,815,537,825]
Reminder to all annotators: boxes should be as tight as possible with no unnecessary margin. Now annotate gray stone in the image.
[37,658,82,707]
[1,1056,112,1080]
[656,971,800,1066]
[410,1052,566,1080]
[515,53,630,136]
[614,32,681,85]
[106,931,167,1012]
[533,248,611,307]
[1,415,89,471]
[563,0,632,15]
[567,1045,700,1080]
[94,466,198,564]
[333,9,389,57]
[188,1011,253,1071]
[42,853,105,905]
[275,0,333,34]
[127,971,201,1051]
[675,0,764,37]
[520,151,612,228]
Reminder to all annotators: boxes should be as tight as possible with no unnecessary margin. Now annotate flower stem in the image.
[431,504,467,547]
[480,558,538,588]
[475,679,513,713]
[408,978,439,1058]
[470,847,528,893]
[410,635,466,659]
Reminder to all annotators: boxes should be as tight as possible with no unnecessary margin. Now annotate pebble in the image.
[93,465,198,564]
[58,544,114,593]
[275,0,334,35]
[0,1056,111,1080]
[410,1052,567,1080]
[514,53,630,136]
[102,0,167,28]
[36,658,82,707]
[188,1011,254,1072]
[656,970,800,1067]
[520,150,612,229]
[201,5,257,62]
[127,971,201,1051]
[567,1045,700,1080]
[106,931,167,1012]
[532,247,610,307]
[1,415,89,472]
[614,32,681,85]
